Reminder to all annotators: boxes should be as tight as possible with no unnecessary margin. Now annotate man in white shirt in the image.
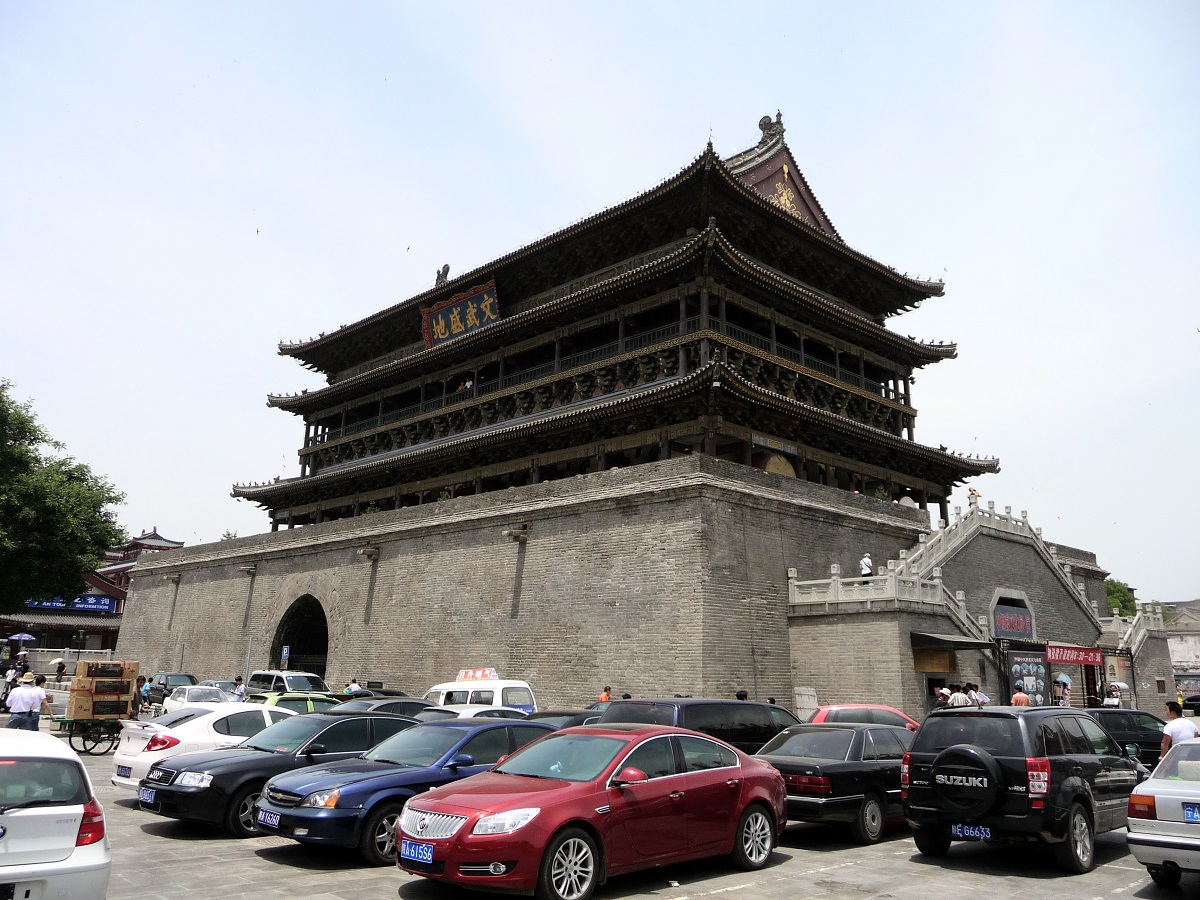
[1162,701,1200,757]
[5,673,44,730]
[344,678,362,695]
[859,552,873,584]
[232,676,246,701]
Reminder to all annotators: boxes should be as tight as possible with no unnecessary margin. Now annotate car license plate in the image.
[257,808,280,829]
[950,823,990,840]
[138,787,156,804]
[400,839,435,864]
[116,765,132,778]
[1185,803,1200,823]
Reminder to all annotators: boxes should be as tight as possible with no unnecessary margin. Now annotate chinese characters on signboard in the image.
[1045,644,1103,667]
[1007,650,1049,706]
[457,667,500,681]
[421,280,500,349]
[25,594,118,613]
[992,602,1034,640]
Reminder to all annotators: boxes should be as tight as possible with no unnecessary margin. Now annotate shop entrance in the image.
[270,595,328,677]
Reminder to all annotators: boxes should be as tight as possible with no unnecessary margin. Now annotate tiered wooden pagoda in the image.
[235,114,997,529]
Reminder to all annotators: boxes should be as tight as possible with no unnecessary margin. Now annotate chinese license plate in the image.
[1184,803,1200,823]
[138,787,156,804]
[950,823,990,840]
[116,766,132,778]
[400,839,435,864]
[257,808,280,829]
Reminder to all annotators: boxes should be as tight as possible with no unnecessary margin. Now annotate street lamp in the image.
[74,628,86,672]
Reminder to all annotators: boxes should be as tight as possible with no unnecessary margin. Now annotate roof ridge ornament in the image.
[757,111,784,146]
[435,264,449,287]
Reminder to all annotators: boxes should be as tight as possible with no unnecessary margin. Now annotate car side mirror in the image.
[612,766,649,787]
[305,743,326,757]
[447,753,475,769]
[1125,744,1140,759]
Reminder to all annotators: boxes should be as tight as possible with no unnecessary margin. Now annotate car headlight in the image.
[472,807,540,835]
[176,772,213,788]
[300,789,341,808]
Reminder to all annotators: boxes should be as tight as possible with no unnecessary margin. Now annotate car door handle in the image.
[726,779,741,787]
[670,791,685,800]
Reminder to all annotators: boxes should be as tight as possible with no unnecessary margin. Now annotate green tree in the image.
[1104,577,1138,617]
[220,530,238,541]
[0,381,126,614]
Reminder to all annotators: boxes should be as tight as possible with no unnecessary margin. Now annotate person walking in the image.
[29,675,51,731]
[231,676,246,701]
[947,684,973,708]
[933,688,951,709]
[55,660,67,685]
[1011,688,1031,706]
[1161,701,1200,757]
[859,552,874,584]
[5,673,41,730]
[2,662,15,709]
[129,676,147,720]
[598,686,611,702]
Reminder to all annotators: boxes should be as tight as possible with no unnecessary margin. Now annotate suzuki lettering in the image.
[936,774,988,787]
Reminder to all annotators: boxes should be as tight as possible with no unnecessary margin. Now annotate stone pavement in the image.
[54,740,1187,900]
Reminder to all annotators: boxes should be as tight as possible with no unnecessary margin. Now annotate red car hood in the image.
[410,771,589,815]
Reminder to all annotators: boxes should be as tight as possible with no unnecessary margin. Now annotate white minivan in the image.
[423,678,537,714]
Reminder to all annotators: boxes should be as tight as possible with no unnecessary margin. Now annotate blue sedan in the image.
[252,718,556,864]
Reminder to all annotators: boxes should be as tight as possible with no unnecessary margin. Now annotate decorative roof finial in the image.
[435,264,449,287]
[757,110,785,146]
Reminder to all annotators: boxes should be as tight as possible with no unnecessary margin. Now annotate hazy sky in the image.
[3,3,1197,604]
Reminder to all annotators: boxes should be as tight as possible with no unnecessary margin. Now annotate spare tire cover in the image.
[931,744,1005,819]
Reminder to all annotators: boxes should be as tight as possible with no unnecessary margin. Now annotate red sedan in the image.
[397,723,786,900]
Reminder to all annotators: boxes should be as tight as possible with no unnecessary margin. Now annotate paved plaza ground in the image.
[51,732,1188,900]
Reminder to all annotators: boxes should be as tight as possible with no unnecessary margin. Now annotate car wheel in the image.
[912,824,951,857]
[225,783,263,838]
[359,802,403,866]
[851,793,885,844]
[1053,802,1094,874]
[730,804,774,870]
[536,827,598,900]
[1148,865,1182,887]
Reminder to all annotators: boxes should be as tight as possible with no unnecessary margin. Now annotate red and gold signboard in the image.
[1045,644,1103,667]
[421,279,500,349]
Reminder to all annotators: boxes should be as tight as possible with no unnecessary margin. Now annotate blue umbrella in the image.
[7,633,35,642]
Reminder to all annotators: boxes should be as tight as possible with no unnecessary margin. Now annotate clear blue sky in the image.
[3,3,1197,604]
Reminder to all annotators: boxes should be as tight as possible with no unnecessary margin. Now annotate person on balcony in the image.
[859,552,873,584]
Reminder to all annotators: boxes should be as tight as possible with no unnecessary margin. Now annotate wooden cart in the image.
[55,716,122,755]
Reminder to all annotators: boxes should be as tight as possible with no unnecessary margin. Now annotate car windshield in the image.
[759,727,854,760]
[496,732,626,782]
[915,715,1024,756]
[187,687,227,702]
[284,675,329,692]
[1155,741,1200,780]
[415,708,458,721]
[241,716,329,752]
[364,725,464,766]
[0,758,89,811]
[598,702,675,726]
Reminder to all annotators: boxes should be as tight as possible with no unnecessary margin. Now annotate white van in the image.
[423,674,536,714]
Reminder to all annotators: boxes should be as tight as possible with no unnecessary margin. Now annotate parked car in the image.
[199,679,237,693]
[526,708,602,728]
[335,697,437,717]
[414,706,461,722]
[162,685,236,713]
[397,723,787,899]
[137,710,418,836]
[253,718,556,864]
[1182,695,1200,716]
[0,730,111,900]
[756,723,914,843]
[246,670,331,694]
[145,672,198,707]
[1126,736,1200,887]
[1085,708,1166,766]
[112,704,296,790]
[902,706,1144,873]
[244,691,342,713]
[435,704,528,719]
[423,678,537,713]
[597,698,799,752]
[806,704,921,732]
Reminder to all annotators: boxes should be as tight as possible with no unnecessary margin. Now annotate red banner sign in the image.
[456,667,499,682]
[1045,644,1103,667]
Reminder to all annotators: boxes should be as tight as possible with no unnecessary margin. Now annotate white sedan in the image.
[162,684,236,713]
[415,704,528,720]
[111,704,295,790]
[1127,737,1200,888]
[1,730,111,900]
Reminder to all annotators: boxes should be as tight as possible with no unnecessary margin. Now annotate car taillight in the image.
[783,774,831,795]
[901,752,910,798]
[1129,793,1157,819]
[144,734,180,753]
[1026,757,1050,808]
[76,796,106,846]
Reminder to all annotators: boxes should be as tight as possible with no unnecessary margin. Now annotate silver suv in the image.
[246,670,330,694]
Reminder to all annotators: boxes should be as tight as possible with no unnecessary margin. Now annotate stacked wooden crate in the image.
[65,660,139,719]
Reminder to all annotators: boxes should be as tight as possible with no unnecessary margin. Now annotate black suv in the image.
[146,672,198,707]
[597,698,799,752]
[902,706,1143,873]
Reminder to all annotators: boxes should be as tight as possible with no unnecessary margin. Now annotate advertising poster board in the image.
[1007,650,1049,706]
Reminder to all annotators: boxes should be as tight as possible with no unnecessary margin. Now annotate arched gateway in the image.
[270,595,328,677]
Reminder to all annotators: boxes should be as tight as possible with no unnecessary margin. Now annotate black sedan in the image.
[524,708,602,728]
[756,723,913,843]
[137,710,417,836]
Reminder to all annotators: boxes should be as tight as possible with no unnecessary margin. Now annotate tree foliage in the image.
[0,381,126,614]
[1104,577,1138,617]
